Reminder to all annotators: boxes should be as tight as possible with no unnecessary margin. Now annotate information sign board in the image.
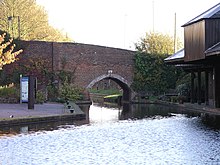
[21,76,29,103]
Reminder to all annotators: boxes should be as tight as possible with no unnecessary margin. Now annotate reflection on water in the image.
[0,102,218,136]
[0,119,89,137]
[89,102,201,123]
[0,103,220,164]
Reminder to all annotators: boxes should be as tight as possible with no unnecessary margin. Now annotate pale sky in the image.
[37,0,220,50]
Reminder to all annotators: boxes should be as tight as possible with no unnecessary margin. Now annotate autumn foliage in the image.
[0,33,23,69]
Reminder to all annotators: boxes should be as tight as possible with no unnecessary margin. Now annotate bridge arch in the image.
[86,74,132,102]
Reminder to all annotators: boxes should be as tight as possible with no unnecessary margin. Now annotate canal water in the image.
[0,103,220,165]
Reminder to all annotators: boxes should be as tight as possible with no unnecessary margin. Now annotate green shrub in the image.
[176,83,190,97]
[177,95,187,104]
[171,96,178,103]
[0,87,19,98]
[47,84,59,101]
[60,82,83,101]
[36,90,45,104]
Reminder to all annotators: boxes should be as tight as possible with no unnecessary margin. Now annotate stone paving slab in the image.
[0,103,85,120]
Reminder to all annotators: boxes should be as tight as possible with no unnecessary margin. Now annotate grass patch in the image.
[104,94,121,99]
[89,89,122,95]
[103,94,122,103]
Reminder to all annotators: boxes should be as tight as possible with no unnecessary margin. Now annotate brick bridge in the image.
[19,41,136,102]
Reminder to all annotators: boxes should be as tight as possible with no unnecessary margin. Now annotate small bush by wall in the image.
[0,87,19,103]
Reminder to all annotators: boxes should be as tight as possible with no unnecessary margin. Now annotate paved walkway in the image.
[0,103,66,119]
[175,102,220,116]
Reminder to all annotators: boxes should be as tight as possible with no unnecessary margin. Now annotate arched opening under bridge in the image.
[86,74,132,102]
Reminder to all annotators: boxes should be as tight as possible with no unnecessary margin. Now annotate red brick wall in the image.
[19,41,135,88]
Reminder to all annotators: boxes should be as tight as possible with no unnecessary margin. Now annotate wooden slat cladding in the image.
[184,21,205,62]
[205,19,220,56]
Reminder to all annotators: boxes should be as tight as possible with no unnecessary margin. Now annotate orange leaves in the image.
[0,33,23,70]
[0,33,6,44]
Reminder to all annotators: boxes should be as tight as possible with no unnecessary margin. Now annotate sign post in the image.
[20,75,29,103]
[28,76,35,109]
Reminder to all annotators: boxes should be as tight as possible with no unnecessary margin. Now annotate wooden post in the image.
[213,67,216,108]
[191,72,195,103]
[214,66,220,108]
[197,71,202,105]
[28,76,35,109]
[205,70,209,105]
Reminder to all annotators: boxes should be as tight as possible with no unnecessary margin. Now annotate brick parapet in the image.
[18,41,136,89]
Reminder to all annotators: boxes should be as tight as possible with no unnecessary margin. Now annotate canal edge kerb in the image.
[0,113,86,127]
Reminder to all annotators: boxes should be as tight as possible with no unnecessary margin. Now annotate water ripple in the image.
[0,116,220,164]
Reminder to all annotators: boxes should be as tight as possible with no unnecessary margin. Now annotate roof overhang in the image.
[205,42,220,56]
[164,49,184,64]
[182,3,220,27]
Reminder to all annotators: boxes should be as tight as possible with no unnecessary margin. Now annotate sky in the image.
[37,0,220,50]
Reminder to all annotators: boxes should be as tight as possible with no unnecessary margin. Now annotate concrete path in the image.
[0,103,84,119]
